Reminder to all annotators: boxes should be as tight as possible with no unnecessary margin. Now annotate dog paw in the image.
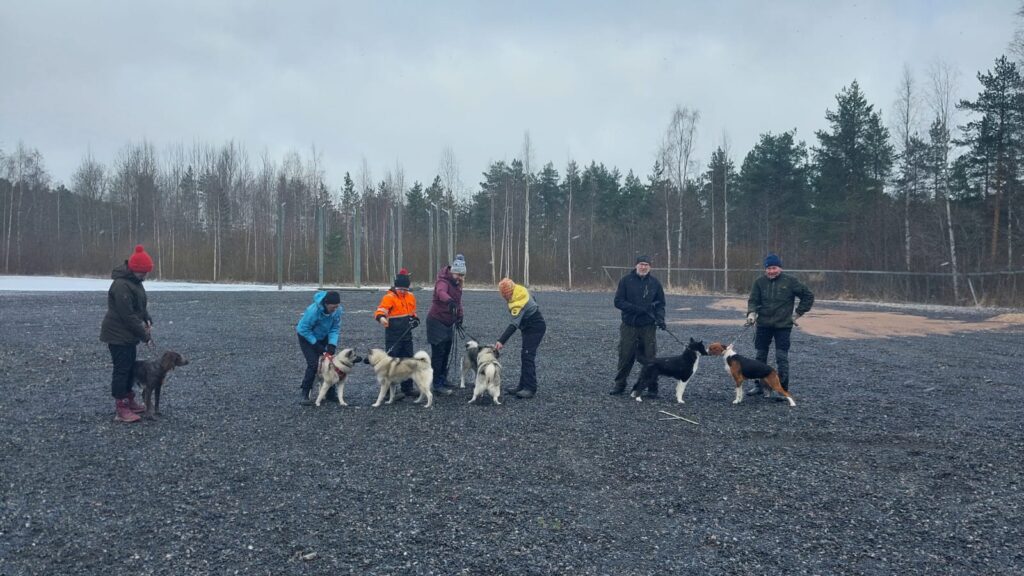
[634,396,643,403]
[371,402,382,408]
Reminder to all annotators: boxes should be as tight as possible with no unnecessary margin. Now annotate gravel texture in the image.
[1,289,1022,575]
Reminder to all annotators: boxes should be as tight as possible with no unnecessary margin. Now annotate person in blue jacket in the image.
[296,290,342,405]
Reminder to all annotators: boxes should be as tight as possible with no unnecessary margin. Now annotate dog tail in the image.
[413,350,430,362]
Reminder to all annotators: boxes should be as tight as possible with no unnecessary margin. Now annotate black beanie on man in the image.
[323,291,341,305]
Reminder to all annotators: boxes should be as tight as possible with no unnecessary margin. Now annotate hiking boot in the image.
[299,388,315,406]
[114,398,141,423]
[515,389,536,399]
[504,386,520,396]
[609,384,626,395]
[126,391,146,414]
[745,381,764,397]
[642,391,659,400]
[392,390,407,402]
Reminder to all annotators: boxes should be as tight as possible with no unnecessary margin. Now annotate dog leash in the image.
[726,323,752,348]
[384,323,416,355]
[661,325,687,346]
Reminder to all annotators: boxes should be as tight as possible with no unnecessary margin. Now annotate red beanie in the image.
[127,245,154,273]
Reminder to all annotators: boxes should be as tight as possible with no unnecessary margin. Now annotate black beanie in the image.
[323,291,341,305]
[395,268,411,288]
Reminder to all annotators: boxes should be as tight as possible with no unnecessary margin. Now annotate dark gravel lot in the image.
[1,288,1022,575]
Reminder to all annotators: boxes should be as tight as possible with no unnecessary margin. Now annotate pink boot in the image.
[114,398,141,423]
[126,391,146,414]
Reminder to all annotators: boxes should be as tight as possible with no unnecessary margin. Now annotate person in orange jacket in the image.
[374,268,420,399]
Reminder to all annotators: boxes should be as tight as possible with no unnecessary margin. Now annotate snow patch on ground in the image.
[0,275,390,292]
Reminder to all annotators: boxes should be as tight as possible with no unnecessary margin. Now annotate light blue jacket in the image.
[296,291,342,346]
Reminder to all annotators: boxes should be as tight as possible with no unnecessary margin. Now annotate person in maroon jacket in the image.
[425,254,466,395]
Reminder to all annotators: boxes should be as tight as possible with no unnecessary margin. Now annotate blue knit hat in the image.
[451,254,467,275]
[764,253,782,268]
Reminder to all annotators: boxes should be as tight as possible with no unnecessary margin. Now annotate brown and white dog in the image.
[363,349,434,408]
[314,348,363,407]
[132,351,189,417]
[706,342,796,407]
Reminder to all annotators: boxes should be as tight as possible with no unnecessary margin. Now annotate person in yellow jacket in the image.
[495,278,546,399]
[374,268,420,399]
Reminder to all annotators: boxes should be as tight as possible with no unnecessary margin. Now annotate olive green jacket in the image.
[747,273,814,328]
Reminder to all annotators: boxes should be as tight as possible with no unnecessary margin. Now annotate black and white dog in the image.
[630,338,709,404]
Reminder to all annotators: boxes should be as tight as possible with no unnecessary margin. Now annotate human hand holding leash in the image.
[494,342,504,352]
[744,313,756,327]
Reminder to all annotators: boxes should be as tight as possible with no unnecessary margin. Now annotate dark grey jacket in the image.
[99,264,151,345]
[614,271,665,327]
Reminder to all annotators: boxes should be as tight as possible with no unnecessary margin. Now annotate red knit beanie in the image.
[127,245,154,273]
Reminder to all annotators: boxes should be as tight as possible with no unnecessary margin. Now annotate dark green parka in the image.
[747,272,814,328]
[99,264,152,345]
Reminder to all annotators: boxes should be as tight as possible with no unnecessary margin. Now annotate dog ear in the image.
[160,352,176,372]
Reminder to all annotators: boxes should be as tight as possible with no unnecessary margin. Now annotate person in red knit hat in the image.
[373,268,420,400]
[99,245,155,423]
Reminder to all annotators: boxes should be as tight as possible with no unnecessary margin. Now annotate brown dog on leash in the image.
[706,342,795,407]
[132,351,189,417]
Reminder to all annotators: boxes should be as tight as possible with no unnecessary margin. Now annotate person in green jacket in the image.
[99,245,155,423]
[745,253,814,396]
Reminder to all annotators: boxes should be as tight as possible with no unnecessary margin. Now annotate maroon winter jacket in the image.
[427,266,464,326]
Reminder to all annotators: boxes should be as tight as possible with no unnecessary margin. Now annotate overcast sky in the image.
[1,0,1019,192]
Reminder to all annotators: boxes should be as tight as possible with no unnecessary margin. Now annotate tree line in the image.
[2,56,1023,306]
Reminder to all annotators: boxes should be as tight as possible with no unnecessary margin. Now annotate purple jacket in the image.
[427,266,464,326]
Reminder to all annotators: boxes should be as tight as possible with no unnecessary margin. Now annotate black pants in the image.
[108,343,137,399]
[298,334,328,393]
[614,323,657,391]
[430,339,453,388]
[516,318,547,392]
[387,337,415,393]
[754,326,792,389]
[427,317,455,388]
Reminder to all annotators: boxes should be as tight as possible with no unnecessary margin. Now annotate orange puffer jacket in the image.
[374,288,419,341]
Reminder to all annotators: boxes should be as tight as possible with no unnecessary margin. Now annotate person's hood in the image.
[436,265,455,283]
[111,263,140,283]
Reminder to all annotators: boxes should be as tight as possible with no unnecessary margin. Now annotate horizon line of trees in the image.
[3,56,1024,306]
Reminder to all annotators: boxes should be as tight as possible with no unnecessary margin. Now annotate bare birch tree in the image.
[927,61,962,302]
[893,64,922,273]
[664,106,700,285]
[521,132,533,286]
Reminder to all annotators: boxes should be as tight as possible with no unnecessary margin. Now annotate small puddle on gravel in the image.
[667,298,1024,340]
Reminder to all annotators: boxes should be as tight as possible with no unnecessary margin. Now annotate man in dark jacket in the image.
[611,255,666,397]
[745,253,814,395]
[100,245,155,423]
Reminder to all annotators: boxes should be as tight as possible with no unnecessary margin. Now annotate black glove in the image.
[455,318,463,330]
[656,319,667,330]
[325,344,336,355]
[448,301,458,316]
[409,316,420,329]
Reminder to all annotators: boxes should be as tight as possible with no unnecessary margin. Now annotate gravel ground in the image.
[1,289,1022,575]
